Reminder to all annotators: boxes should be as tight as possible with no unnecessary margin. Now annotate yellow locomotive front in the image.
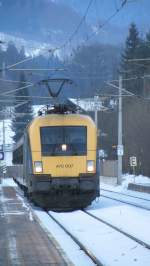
[25,113,99,210]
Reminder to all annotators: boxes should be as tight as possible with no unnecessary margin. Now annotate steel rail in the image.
[100,193,150,211]
[48,212,104,266]
[15,183,103,266]
[84,211,150,250]
[101,188,150,202]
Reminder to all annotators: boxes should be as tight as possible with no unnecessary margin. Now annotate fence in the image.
[100,160,118,177]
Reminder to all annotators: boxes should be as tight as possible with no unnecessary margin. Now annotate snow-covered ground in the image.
[50,210,150,266]
[2,177,17,187]
[101,174,150,201]
[1,177,150,266]
[34,210,95,266]
[87,196,150,245]
[122,174,150,187]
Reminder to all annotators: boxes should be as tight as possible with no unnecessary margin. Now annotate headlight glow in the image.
[62,144,67,151]
[87,160,95,172]
[34,161,43,173]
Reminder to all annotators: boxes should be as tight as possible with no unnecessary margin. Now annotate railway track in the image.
[48,212,104,266]
[100,188,150,211]
[48,209,150,266]
[13,181,150,266]
[15,185,103,266]
[101,188,150,202]
[84,210,150,250]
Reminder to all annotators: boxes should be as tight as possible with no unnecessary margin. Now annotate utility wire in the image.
[0,84,34,96]
[9,68,65,71]
[1,0,129,76]
[0,0,94,73]
[0,78,32,84]
[84,0,128,42]
[53,0,94,51]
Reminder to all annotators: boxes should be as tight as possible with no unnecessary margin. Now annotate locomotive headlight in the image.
[62,144,67,151]
[34,161,43,173]
[87,160,95,172]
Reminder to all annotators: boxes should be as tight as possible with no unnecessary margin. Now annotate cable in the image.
[67,0,94,42]
[51,0,129,54]
[0,78,32,84]
[94,0,99,22]
[0,84,34,96]
[0,0,94,74]
[53,0,94,52]
[0,0,132,96]
[49,0,129,65]
[1,0,129,77]
[84,0,128,42]
[106,81,135,96]
[9,68,65,72]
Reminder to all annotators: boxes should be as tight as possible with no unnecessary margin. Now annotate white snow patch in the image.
[2,176,150,266]
[34,209,95,266]
[122,174,150,187]
[50,210,150,266]
[88,196,150,245]
[2,178,17,187]
[101,174,150,200]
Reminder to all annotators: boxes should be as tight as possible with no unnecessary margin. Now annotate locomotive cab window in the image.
[40,126,87,156]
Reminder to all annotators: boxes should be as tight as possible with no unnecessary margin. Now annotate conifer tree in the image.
[121,23,143,95]
[123,23,140,60]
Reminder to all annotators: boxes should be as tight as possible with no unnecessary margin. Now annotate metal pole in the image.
[0,62,5,183]
[143,74,146,97]
[94,96,98,128]
[117,75,123,185]
[2,61,6,78]
[3,119,6,179]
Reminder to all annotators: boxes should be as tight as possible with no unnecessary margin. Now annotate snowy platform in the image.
[0,181,68,266]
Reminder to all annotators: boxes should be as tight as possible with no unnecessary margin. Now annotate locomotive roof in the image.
[28,113,96,129]
[13,113,96,151]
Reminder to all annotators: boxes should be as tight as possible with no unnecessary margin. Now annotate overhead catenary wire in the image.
[126,58,150,62]
[9,68,65,72]
[83,0,128,42]
[13,101,30,109]
[0,0,137,109]
[0,95,52,99]
[106,81,135,96]
[2,48,54,73]
[0,0,130,78]
[51,0,129,53]
[0,83,34,96]
[0,78,32,84]
[51,0,95,52]
[0,0,94,74]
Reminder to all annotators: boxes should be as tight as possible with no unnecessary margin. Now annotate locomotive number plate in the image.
[56,164,73,168]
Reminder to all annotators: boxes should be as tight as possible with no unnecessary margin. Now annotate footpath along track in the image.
[100,188,150,211]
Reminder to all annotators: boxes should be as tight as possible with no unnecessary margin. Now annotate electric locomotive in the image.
[13,104,99,210]
[13,79,99,210]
